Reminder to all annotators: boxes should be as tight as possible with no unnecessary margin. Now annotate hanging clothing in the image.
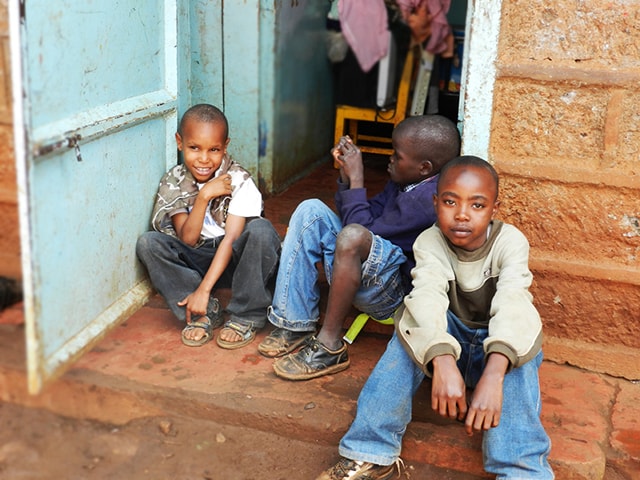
[338,0,390,73]
[395,0,452,55]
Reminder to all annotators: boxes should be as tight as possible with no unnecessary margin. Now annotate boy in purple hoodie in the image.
[258,115,460,380]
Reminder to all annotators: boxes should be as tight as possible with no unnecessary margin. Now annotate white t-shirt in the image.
[195,169,263,239]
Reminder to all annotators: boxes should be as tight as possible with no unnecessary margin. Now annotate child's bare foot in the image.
[183,325,207,342]
[216,321,256,350]
[181,317,214,347]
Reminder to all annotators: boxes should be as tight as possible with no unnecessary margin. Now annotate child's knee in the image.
[291,198,327,220]
[245,219,280,248]
[136,231,174,263]
[336,224,371,256]
[136,231,158,257]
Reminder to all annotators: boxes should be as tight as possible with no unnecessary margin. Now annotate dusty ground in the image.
[0,401,484,480]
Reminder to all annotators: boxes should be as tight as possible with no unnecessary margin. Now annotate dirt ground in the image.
[0,401,484,480]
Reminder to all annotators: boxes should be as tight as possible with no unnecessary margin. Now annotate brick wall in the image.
[491,0,640,379]
[0,0,21,279]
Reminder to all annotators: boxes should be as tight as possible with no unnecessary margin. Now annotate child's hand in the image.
[177,288,209,324]
[201,173,233,201]
[331,135,353,167]
[463,353,508,436]
[431,354,467,422]
[465,378,503,436]
[332,136,364,188]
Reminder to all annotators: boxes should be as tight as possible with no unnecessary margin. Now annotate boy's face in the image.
[175,119,229,183]
[387,132,428,186]
[434,164,500,251]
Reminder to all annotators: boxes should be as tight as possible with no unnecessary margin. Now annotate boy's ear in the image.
[419,160,433,176]
[175,132,183,151]
[491,199,501,218]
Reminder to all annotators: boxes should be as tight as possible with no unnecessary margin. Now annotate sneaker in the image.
[257,327,314,358]
[272,336,350,380]
[315,457,401,480]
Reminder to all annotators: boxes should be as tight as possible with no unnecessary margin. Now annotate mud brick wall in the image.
[0,0,21,279]
[491,0,639,379]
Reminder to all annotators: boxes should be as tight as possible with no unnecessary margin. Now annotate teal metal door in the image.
[9,0,183,393]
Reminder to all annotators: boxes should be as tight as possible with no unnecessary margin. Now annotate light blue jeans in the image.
[340,311,554,479]
[267,199,407,331]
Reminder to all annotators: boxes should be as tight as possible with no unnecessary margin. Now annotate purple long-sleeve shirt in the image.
[334,176,439,288]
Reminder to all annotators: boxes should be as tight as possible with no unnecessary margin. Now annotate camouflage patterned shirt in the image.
[150,155,257,245]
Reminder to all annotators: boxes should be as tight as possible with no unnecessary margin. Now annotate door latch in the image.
[67,134,83,162]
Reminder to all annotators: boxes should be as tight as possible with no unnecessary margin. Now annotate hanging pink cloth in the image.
[396,0,452,55]
[338,0,390,73]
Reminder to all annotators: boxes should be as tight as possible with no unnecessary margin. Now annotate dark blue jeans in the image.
[136,217,281,328]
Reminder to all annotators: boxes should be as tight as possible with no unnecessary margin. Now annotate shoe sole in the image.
[272,358,351,381]
[257,332,314,358]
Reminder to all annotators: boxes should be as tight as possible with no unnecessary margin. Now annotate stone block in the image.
[544,336,640,381]
[491,79,608,170]
[499,0,640,70]
[611,93,640,173]
[0,0,8,35]
[0,127,16,194]
[531,271,640,347]
[0,35,12,123]
[496,176,640,268]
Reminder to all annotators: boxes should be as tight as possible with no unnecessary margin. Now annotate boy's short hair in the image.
[438,155,499,199]
[394,115,461,172]
[179,104,229,139]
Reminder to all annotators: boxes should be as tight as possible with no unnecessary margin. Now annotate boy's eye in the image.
[472,202,486,209]
[443,199,455,205]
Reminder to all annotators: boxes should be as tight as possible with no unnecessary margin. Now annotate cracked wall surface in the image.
[491,0,639,379]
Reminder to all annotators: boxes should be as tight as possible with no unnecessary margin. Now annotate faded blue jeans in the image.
[340,311,554,479]
[136,217,281,328]
[267,199,407,332]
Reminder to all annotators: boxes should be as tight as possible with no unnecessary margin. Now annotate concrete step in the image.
[0,298,638,479]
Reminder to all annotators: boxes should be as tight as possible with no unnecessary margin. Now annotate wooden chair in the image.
[334,46,416,158]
